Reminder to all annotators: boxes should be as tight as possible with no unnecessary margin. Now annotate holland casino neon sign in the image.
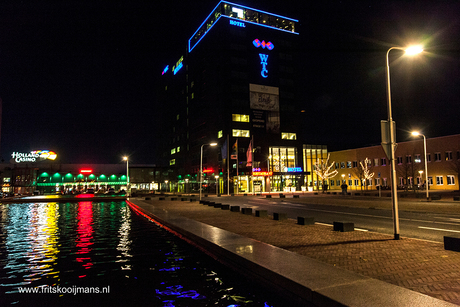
[11,150,57,163]
[253,39,274,78]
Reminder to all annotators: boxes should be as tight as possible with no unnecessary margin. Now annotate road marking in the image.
[418,226,460,233]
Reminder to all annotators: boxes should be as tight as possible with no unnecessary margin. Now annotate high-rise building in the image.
[159,1,317,194]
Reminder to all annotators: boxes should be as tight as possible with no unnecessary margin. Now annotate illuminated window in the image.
[281,132,296,140]
[268,147,297,172]
[445,151,453,161]
[218,130,223,138]
[170,159,175,166]
[232,129,250,138]
[171,148,176,155]
[177,147,180,153]
[447,175,455,185]
[232,114,250,122]
[436,176,443,185]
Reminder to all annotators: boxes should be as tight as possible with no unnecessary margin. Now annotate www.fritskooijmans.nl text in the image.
[17,285,110,295]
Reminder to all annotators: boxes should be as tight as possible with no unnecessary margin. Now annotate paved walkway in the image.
[130,194,460,306]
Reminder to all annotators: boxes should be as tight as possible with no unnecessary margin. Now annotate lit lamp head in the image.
[123,156,128,161]
[405,46,423,55]
[210,143,217,146]
[411,131,421,137]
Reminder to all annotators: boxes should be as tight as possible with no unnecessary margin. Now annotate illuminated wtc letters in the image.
[259,54,269,78]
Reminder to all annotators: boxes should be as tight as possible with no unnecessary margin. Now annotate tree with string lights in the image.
[314,154,338,193]
[360,157,375,190]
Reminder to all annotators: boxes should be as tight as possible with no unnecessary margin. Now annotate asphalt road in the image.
[203,194,460,243]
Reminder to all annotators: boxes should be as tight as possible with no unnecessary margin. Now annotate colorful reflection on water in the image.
[0,201,285,306]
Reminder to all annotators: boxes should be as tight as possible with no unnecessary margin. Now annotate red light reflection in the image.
[76,201,94,274]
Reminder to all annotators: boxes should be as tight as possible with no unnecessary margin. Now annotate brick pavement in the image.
[136,196,460,305]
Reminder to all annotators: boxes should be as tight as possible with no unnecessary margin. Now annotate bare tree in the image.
[360,158,374,190]
[314,154,338,193]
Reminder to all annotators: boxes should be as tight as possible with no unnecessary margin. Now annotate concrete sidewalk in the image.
[128,195,460,306]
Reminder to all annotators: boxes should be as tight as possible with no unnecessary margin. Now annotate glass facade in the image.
[189,1,298,51]
[303,144,328,191]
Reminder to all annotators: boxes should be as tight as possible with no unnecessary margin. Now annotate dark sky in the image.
[1,0,459,164]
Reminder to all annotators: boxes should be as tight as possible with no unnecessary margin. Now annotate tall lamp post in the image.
[411,131,429,201]
[123,156,129,197]
[385,45,423,240]
[200,143,217,200]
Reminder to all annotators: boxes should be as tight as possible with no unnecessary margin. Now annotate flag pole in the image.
[251,135,254,195]
[227,134,230,195]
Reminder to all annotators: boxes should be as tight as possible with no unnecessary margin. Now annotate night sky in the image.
[1,0,459,164]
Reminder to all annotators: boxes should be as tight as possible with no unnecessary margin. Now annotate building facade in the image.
[159,1,309,193]
[327,134,460,192]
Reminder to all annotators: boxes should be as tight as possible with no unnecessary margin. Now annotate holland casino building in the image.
[1,150,166,195]
[159,1,323,193]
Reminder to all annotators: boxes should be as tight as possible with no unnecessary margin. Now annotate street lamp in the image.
[386,45,423,240]
[123,156,129,197]
[411,131,429,201]
[200,142,217,200]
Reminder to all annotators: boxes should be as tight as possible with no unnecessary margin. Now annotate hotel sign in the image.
[11,150,57,163]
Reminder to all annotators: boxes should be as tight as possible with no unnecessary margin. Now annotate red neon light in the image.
[80,169,93,174]
[253,171,273,176]
[203,169,214,173]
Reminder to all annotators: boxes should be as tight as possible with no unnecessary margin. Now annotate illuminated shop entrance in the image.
[268,147,303,192]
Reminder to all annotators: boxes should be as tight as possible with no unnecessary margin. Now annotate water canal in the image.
[0,201,287,306]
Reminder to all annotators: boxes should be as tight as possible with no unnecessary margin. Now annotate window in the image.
[406,155,412,164]
[397,156,403,164]
[347,161,352,168]
[232,114,250,122]
[445,151,453,161]
[171,148,176,155]
[340,162,345,169]
[330,180,335,187]
[381,158,387,166]
[169,159,175,166]
[177,147,180,153]
[281,132,296,140]
[428,176,433,186]
[447,175,456,185]
[348,179,352,186]
[374,158,379,166]
[354,179,359,186]
[427,153,431,162]
[415,154,421,163]
[352,161,358,168]
[436,176,443,185]
[375,178,380,186]
[435,152,441,162]
[335,162,339,169]
[218,130,223,138]
[336,179,341,186]
[232,129,250,137]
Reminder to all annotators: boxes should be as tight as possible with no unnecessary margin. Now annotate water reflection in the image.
[76,202,94,276]
[1,201,284,306]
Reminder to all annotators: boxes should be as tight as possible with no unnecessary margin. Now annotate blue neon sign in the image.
[162,65,169,75]
[287,167,302,172]
[229,19,246,28]
[253,39,274,78]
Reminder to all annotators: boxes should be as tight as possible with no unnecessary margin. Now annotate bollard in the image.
[241,208,252,215]
[444,236,460,252]
[256,210,267,217]
[297,216,315,225]
[273,213,287,221]
[333,221,354,232]
[230,206,240,212]
[221,204,230,210]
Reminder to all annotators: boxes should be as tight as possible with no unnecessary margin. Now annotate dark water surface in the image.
[0,201,286,306]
